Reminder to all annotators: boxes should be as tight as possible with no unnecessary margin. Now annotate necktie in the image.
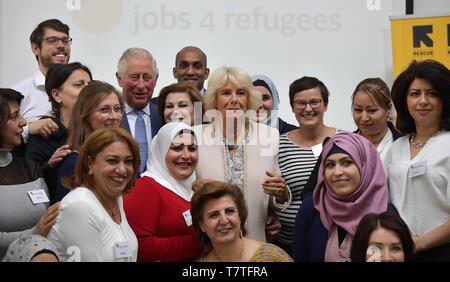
[134,110,148,174]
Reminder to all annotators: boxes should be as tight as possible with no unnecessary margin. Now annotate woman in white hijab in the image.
[123,122,203,262]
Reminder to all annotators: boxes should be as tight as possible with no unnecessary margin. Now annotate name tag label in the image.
[114,241,131,259]
[27,189,50,205]
[183,209,192,227]
[408,161,426,178]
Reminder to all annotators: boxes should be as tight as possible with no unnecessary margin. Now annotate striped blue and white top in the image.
[275,133,320,247]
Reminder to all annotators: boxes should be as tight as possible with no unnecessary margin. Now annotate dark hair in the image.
[350,211,415,262]
[45,62,92,118]
[289,76,329,107]
[29,19,70,61]
[175,46,207,67]
[190,181,248,248]
[0,89,24,146]
[391,59,450,134]
[157,82,203,126]
[252,79,272,95]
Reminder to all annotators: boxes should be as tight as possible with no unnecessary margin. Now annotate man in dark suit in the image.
[116,48,162,174]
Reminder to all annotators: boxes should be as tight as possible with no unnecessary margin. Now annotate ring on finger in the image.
[275,190,279,197]
[48,124,53,129]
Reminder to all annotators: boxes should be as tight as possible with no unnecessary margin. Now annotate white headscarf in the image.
[141,122,197,202]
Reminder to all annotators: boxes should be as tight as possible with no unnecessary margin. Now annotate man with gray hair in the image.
[116,47,161,175]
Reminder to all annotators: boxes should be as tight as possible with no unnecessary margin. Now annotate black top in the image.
[25,117,67,201]
[0,152,42,185]
[278,118,298,135]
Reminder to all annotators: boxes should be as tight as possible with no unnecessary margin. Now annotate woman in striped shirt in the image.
[274,76,342,255]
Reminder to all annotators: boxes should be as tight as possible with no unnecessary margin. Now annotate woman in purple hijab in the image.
[292,132,396,262]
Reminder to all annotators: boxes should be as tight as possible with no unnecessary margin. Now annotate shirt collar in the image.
[124,102,151,116]
[0,148,12,167]
[34,71,46,87]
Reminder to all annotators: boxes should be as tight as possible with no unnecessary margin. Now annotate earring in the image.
[88,169,93,176]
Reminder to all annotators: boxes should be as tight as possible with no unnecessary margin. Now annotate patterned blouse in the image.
[196,241,293,262]
[220,124,254,191]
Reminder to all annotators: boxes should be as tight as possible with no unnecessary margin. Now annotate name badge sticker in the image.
[27,189,50,205]
[408,160,427,178]
[183,209,192,227]
[114,241,131,259]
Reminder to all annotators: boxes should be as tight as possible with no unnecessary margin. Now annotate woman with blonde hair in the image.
[193,66,291,242]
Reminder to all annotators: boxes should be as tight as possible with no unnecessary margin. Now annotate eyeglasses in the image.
[95,105,123,115]
[42,36,72,46]
[293,99,322,109]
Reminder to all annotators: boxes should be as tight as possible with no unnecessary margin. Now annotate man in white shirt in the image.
[116,48,162,174]
[12,19,71,142]
[172,46,209,96]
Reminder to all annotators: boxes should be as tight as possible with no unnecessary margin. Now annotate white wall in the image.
[0,0,448,131]
[414,0,450,15]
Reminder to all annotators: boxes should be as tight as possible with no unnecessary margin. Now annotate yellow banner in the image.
[391,14,450,79]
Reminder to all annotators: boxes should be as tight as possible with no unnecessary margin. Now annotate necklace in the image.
[222,131,249,234]
[223,142,248,194]
[213,239,245,262]
[409,130,442,148]
[92,189,121,222]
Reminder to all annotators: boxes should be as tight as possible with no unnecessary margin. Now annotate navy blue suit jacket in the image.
[121,98,162,174]
[121,97,162,139]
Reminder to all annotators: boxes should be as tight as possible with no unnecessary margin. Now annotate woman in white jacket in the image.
[384,59,450,261]
[193,66,291,242]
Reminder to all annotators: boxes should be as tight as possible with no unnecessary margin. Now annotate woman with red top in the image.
[124,122,202,261]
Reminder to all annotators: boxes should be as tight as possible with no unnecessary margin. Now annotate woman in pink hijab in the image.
[292,132,396,262]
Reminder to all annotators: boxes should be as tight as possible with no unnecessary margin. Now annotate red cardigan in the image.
[123,176,202,262]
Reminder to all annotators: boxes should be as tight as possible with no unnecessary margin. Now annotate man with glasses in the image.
[12,19,72,143]
[116,47,162,175]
